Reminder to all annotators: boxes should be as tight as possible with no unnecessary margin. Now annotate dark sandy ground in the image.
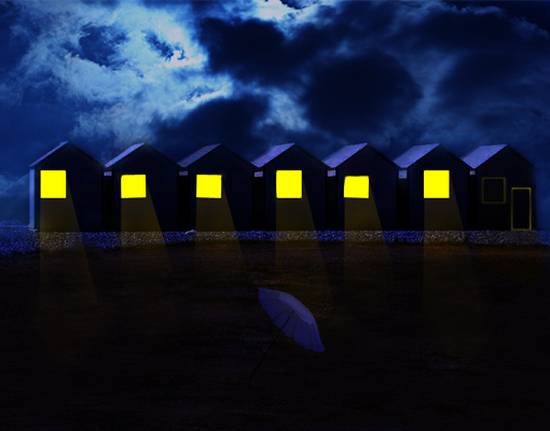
[1,241,550,430]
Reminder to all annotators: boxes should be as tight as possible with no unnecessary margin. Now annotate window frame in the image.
[481,177,507,205]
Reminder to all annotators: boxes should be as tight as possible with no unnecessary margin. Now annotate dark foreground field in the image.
[1,241,550,430]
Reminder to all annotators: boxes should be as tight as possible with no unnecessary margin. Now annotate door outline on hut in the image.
[511,187,532,231]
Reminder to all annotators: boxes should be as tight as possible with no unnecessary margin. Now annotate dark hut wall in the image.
[184,147,254,231]
[472,148,535,230]
[260,147,326,231]
[404,147,470,230]
[28,142,536,232]
[107,147,179,232]
[31,146,103,232]
[332,148,398,230]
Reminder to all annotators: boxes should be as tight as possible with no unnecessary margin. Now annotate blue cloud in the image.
[77,24,128,68]
[144,31,180,61]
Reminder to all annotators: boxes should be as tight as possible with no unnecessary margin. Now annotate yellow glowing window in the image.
[344,176,370,199]
[121,174,147,199]
[276,170,302,199]
[40,170,67,199]
[196,174,222,199]
[423,170,450,199]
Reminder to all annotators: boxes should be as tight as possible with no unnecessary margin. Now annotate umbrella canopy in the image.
[258,288,325,353]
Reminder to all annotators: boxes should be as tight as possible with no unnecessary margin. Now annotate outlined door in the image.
[511,187,532,231]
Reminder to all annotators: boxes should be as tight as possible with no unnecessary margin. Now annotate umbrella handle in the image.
[248,314,291,387]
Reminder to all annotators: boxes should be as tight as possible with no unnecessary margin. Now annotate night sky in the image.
[1,0,549,227]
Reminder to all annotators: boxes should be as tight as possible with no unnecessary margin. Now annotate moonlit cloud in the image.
[0,0,328,155]
[253,0,295,22]
[6,0,232,147]
[261,88,309,132]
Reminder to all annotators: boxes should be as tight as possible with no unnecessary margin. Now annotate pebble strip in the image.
[1,227,549,256]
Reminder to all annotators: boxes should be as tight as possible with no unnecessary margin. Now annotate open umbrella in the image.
[248,288,325,385]
[258,288,325,352]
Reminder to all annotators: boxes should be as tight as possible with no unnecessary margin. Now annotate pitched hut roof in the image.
[252,143,295,168]
[393,144,439,168]
[323,144,368,168]
[30,141,99,168]
[105,143,146,168]
[461,145,508,168]
[179,144,220,168]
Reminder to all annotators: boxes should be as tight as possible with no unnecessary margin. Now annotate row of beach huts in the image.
[29,142,535,232]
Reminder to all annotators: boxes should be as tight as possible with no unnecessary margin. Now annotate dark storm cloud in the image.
[435,52,527,109]
[77,25,127,67]
[396,3,548,53]
[449,1,550,33]
[397,4,550,146]
[199,18,302,84]
[197,2,399,86]
[154,95,269,158]
[195,3,421,145]
[302,52,422,139]
[280,0,317,9]
[309,1,399,46]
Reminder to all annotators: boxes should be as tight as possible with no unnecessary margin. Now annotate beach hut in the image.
[179,144,255,231]
[394,144,470,230]
[324,143,398,230]
[252,144,326,231]
[104,144,179,231]
[462,145,534,231]
[29,141,103,232]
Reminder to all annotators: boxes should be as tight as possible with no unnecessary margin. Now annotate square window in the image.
[423,170,450,199]
[121,174,146,199]
[344,175,370,199]
[482,177,506,204]
[276,170,302,199]
[196,174,222,199]
[40,170,67,199]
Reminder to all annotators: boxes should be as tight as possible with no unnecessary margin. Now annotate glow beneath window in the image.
[121,174,146,199]
[423,170,450,199]
[196,174,222,199]
[276,170,302,199]
[40,170,67,199]
[344,176,369,199]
